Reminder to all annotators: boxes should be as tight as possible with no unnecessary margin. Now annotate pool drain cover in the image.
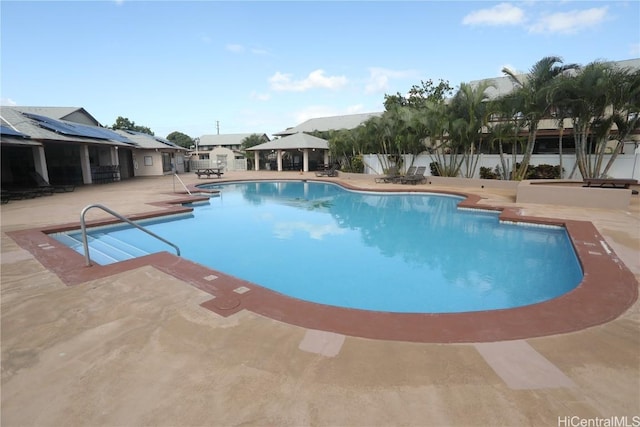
[211,296,241,310]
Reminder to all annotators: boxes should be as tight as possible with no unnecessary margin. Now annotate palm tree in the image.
[486,93,526,179]
[600,67,640,176]
[550,61,640,178]
[422,100,459,176]
[501,56,579,180]
[448,82,493,178]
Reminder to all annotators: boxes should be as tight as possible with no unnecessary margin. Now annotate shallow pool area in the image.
[53,181,583,313]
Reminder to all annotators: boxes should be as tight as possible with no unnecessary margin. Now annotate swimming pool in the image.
[55,181,583,313]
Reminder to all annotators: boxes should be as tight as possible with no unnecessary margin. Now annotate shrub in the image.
[526,164,563,179]
[341,155,364,173]
[480,166,498,179]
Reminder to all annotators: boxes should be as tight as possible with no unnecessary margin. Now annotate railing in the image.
[173,173,192,195]
[80,203,180,266]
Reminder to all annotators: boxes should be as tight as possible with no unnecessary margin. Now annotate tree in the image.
[111,116,154,135]
[501,56,579,180]
[487,91,527,179]
[447,82,493,178]
[240,133,268,149]
[384,79,453,111]
[551,62,640,178]
[166,131,194,148]
[241,133,269,169]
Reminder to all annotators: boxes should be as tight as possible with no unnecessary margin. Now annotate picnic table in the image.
[195,168,224,178]
[582,178,638,189]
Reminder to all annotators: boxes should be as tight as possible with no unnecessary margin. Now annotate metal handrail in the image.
[173,173,192,195]
[80,203,180,266]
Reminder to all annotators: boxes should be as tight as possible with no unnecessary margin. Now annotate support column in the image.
[254,152,260,171]
[112,147,121,180]
[32,146,49,182]
[80,145,92,184]
[324,151,329,166]
[277,150,283,171]
[303,149,309,172]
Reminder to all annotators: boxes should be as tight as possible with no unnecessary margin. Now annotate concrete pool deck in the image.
[2,171,639,426]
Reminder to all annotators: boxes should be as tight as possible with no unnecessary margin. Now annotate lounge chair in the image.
[375,166,400,183]
[315,165,338,177]
[389,166,416,183]
[30,171,75,193]
[400,166,426,185]
[1,187,41,200]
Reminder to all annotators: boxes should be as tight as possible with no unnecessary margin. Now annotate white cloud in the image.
[462,3,525,26]
[528,6,608,34]
[273,221,345,240]
[364,67,416,95]
[345,104,365,114]
[250,91,271,101]
[0,97,17,106]
[269,69,348,92]
[250,48,269,56]
[226,44,245,53]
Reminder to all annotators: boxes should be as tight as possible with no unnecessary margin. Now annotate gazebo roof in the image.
[246,132,328,151]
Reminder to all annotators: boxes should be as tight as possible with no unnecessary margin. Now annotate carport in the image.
[247,132,329,172]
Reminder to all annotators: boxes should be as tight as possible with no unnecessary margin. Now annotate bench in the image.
[582,178,638,189]
[195,168,224,179]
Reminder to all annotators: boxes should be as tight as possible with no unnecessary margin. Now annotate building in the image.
[273,112,382,137]
[1,106,188,187]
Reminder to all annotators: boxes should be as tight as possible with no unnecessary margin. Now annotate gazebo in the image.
[246,132,330,172]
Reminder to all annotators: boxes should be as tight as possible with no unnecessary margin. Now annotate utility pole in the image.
[216,121,220,135]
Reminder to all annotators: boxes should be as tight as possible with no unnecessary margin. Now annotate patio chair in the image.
[1,187,41,200]
[390,166,417,183]
[374,166,400,183]
[315,164,339,177]
[400,166,427,185]
[30,171,75,193]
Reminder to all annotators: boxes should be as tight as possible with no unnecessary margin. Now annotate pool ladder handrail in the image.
[80,203,180,266]
[173,173,192,195]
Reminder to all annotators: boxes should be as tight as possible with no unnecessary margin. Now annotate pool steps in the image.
[53,232,150,265]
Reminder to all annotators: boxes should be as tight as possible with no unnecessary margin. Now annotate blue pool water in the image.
[55,181,583,313]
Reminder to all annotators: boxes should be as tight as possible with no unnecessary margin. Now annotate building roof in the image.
[273,112,382,136]
[9,106,101,126]
[247,132,329,151]
[115,130,188,151]
[198,133,269,146]
[471,58,640,100]
[1,106,133,146]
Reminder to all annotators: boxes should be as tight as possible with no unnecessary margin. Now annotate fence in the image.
[362,153,640,180]
[188,157,247,172]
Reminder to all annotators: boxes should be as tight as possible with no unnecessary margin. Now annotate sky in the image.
[1,1,639,139]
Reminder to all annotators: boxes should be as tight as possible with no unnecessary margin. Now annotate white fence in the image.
[188,157,247,172]
[362,153,640,180]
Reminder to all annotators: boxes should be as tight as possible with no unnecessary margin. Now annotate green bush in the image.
[526,164,563,179]
[480,166,498,179]
[342,155,364,173]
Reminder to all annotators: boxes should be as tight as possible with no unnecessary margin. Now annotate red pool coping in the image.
[6,179,638,343]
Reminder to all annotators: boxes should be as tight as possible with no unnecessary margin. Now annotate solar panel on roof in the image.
[0,125,30,138]
[22,112,134,144]
[121,129,180,148]
[154,137,180,148]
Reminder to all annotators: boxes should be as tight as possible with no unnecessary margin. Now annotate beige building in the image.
[1,106,188,188]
